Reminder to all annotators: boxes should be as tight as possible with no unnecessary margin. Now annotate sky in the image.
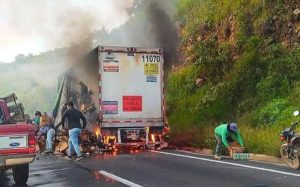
[0,0,134,63]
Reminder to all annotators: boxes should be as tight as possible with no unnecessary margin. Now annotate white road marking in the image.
[177,150,229,158]
[151,150,300,177]
[98,170,143,187]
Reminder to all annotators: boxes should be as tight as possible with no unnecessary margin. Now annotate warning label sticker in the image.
[123,96,142,112]
[103,59,119,72]
[102,101,118,114]
[144,63,159,75]
[146,75,157,82]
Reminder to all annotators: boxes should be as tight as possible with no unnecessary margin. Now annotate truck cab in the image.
[0,94,36,185]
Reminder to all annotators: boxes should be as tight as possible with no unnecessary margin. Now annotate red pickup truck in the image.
[0,94,36,185]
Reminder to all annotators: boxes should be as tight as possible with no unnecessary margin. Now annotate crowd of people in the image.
[32,100,245,161]
[32,101,87,161]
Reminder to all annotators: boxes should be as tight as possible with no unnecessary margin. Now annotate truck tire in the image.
[12,164,29,185]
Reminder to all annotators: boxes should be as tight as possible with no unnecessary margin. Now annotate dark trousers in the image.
[215,134,222,156]
[215,134,234,155]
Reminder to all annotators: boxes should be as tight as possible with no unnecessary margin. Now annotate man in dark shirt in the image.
[61,101,86,161]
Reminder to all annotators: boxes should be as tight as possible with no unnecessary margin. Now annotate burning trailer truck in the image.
[53,46,169,152]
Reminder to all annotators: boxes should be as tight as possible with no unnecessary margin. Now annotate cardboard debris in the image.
[54,141,68,153]
[35,129,101,155]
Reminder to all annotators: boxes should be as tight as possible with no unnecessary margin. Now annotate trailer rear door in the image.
[98,46,164,128]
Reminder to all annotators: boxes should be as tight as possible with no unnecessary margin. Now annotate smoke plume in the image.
[146,0,179,68]
[63,0,179,91]
[92,0,179,68]
[0,0,134,62]
[0,0,179,120]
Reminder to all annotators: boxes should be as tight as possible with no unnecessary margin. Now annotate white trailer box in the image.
[98,46,165,146]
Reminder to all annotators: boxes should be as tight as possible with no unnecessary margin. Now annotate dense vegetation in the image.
[167,0,300,156]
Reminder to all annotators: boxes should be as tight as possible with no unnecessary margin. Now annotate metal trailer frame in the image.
[97,46,166,146]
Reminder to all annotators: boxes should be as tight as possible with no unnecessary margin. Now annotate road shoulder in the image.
[178,146,285,166]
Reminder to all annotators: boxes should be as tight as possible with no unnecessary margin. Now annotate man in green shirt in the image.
[214,123,244,160]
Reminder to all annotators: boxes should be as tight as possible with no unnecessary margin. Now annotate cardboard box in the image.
[40,115,53,126]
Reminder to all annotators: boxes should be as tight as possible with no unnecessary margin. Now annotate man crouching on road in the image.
[214,123,244,160]
[61,101,87,161]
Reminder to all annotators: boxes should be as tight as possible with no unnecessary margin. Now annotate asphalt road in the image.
[1,149,300,187]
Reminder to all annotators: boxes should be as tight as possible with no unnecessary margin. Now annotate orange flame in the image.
[151,134,155,142]
[94,127,101,139]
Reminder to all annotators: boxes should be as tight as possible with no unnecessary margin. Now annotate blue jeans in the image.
[46,128,55,151]
[68,128,81,157]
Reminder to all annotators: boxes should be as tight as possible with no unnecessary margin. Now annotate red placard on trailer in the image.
[123,96,142,112]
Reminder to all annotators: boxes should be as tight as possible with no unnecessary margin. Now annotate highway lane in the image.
[1,149,300,187]
[78,149,300,187]
[0,154,126,187]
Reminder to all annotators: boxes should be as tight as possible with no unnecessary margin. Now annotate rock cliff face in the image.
[259,5,300,47]
[185,1,300,49]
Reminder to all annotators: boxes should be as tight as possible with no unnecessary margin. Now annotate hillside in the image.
[0,50,66,115]
[167,0,300,156]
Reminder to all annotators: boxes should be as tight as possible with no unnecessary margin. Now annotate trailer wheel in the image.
[12,164,29,185]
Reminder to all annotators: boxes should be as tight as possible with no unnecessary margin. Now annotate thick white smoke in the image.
[0,0,134,62]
